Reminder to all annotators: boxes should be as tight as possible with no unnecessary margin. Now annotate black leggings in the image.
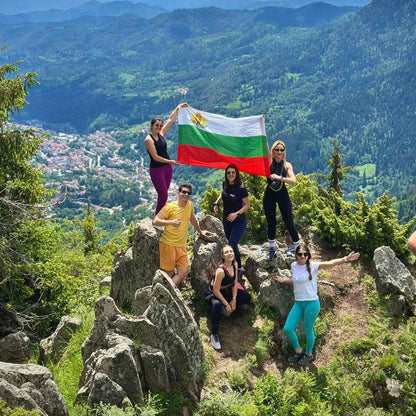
[205,287,251,336]
[263,186,299,242]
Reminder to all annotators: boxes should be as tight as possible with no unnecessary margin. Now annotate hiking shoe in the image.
[211,334,221,350]
[267,247,276,260]
[297,353,314,367]
[287,350,305,365]
[284,245,298,254]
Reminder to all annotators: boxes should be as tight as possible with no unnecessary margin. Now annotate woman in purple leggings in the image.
[145,103,188,214]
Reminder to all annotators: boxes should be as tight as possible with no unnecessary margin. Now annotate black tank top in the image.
[216,265,236,288]
[147,134,170,168]
[267,160,287,191]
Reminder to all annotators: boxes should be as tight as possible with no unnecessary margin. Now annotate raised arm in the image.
[161,102,189,136]
[318,252,360,270]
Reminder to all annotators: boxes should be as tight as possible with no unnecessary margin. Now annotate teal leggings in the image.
[284,299,320,354]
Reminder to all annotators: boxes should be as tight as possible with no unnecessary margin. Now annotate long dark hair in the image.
[295,245,312,280]
[224,164,242,189]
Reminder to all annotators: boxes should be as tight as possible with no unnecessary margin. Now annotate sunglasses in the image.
[180,190,192,196]
[297,252,309,257]
[274,148,285,152]
[226,171,236,175]
[154,123,163,127]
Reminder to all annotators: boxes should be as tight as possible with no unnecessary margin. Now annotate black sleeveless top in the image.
[267,160,287,191]
[147,133,170,168]
[216,264,236,288]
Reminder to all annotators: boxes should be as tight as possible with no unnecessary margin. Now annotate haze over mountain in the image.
[0,0,370,15]
[0,0,415,216]
[0,1,166,23]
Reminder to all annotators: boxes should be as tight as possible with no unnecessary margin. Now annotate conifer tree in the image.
[327,139,353,197]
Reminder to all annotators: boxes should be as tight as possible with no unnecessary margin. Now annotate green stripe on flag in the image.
[178,124,267,158]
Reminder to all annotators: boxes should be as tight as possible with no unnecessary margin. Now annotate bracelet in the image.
[236,212,241,217]
[232,296,237,300]
[344,256,348,263]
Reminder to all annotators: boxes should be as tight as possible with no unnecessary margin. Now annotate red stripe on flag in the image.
[178,144,270,177]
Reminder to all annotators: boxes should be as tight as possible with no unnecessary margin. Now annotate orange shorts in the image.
[159,241,188,272]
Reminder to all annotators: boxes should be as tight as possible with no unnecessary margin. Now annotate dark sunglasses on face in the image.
[154,123,163,127]
[180,190,192,195]
[226,171,235,175]
[274,148,285,152]
[297,252,309,257]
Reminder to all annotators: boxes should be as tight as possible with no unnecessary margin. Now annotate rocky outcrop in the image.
[373,246,416,316]
[110,218,161,311]
[77,270,205,406]
[0,362,68,416]
[99,276,112,293]
[190,215,227,297]
[0,332,31,364]
[244,247,295,317]
[39,316,81,363]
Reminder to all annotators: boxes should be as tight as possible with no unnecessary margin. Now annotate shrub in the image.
[195,391,259,416]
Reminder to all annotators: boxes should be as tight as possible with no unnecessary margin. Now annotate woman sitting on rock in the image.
[273,245,360,366]
[205,245,251,350]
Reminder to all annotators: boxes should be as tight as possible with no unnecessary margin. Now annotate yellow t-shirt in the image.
[159,201,193,247]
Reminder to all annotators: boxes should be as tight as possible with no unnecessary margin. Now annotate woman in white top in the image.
[273,245,360,366]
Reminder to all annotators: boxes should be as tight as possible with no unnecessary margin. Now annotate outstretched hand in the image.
[272,275,283,283]
[346,252,360,262]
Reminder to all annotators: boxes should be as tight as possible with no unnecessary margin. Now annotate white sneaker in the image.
[210,334,221,350]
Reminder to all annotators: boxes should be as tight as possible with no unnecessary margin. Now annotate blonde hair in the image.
[271,140,286,160]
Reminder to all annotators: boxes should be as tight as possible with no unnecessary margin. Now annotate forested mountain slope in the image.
[1,0,415,212]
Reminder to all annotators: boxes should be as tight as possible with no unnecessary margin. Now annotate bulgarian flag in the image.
[177,106,270,177]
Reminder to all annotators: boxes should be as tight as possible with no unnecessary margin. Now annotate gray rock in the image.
[0,332,31,364]
[257,269,294,317]
[78,271,205,406]
[190,215,226,296]
[373,246,415,297]
[39,316,81,363]
[0,362,68,416]
[140,347,170,391]
[245,247,291,292]
[88,373,131,408]
[111,218,161,311]
[134,286,152,316]
[145,271,205,402]
[388,295,408,317]
[99,276,112,292]
[199,215,227,245]
[373,246,415,315]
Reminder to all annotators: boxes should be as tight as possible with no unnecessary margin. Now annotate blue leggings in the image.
[284,300,320,354]
[222,217,247,269]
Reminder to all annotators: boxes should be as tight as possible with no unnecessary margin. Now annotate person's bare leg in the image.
[408,231,416,256]
[172,265,188,286]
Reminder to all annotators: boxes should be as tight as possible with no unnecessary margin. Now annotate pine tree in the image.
[327,139,353,197]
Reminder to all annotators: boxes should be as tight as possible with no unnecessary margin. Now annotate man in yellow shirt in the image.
[152,183,212,285]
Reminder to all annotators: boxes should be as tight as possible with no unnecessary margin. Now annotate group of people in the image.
[145,103,411,364]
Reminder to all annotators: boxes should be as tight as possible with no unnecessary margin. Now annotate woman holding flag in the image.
[144,103,188,214]
[263,140,300,259]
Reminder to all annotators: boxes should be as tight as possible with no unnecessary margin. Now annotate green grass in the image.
[356,164,376,178]
[48,310,95,415]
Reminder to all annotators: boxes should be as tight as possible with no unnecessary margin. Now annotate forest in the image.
[0,0,415,222]
[1,1,416,414]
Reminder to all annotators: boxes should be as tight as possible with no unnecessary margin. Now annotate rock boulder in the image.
[0,362,68,416]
